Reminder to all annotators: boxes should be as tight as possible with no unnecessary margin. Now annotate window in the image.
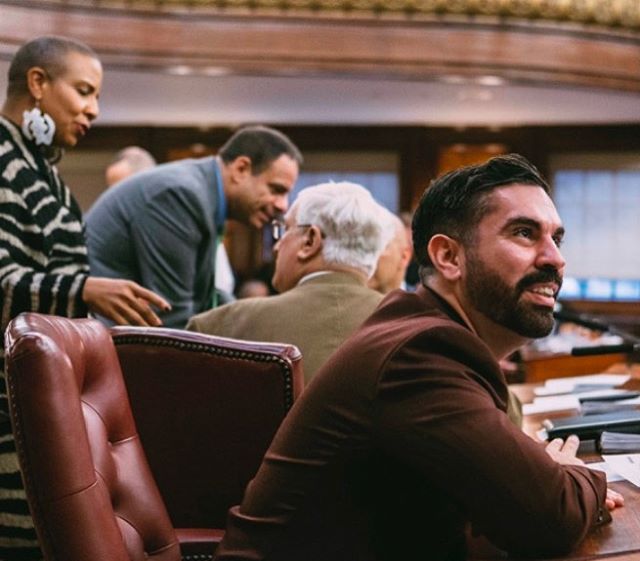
[551,153,640,301]
[292,151,399,213]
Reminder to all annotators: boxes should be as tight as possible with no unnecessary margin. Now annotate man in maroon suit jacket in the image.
[213,154,623,561]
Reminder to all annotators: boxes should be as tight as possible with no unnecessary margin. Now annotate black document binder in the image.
[543,410,640,441]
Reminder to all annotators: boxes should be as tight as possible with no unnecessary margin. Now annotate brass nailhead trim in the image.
[113,334,295,410]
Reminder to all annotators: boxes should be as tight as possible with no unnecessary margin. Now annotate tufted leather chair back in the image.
[4,313,180,561]
[111,326,303,530]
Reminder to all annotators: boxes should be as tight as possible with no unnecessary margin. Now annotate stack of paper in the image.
[522,374,632,416]
[582,398,640,415]
[523,395,581,415]
[533,374,631,397]
[599,431,640,454]
[603,454,640,487]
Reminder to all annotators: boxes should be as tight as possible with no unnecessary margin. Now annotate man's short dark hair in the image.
[412,153,550,276]
[7,36,98,99]
[218,126,303,175]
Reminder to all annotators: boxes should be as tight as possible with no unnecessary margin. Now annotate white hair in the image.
[288,181,393,278]
[384,209,406,241]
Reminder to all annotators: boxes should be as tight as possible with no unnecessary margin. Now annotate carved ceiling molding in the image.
[1,0,640,92]
[15,0,640,29]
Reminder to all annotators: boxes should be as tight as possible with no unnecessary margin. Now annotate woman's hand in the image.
[82,276,171,326]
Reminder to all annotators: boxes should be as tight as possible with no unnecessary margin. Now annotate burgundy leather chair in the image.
[111,326,304,531]
[4,313,181,561]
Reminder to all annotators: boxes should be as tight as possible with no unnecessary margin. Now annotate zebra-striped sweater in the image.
[0,115,90,560]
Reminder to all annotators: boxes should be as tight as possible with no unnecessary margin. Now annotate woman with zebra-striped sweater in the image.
[0,36,169,560]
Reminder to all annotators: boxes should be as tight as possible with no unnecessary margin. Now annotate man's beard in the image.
[464,252,563,338]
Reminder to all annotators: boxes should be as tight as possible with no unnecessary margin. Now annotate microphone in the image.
[553,309,611,332]
[553,307,640,357]
[571,342,640,357]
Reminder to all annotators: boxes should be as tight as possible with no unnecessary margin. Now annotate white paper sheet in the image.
[602,454,640,487]
[587,461,626,483]
[523,389,637,416]
[523,395,581,415]
[534,374,631,396]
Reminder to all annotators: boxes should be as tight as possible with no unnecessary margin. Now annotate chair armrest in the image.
[177,527,224,561]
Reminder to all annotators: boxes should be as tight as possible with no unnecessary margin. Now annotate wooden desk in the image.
[494,368,640,560]
[471,478,640,561]
[521,351,628,383]
[513,362,640,441]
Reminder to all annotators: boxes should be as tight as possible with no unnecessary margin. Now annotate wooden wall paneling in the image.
[563,301,640,338]
[522,352,629,383]
[398,128,436,212]
[224,220,263,280]
[437,143,508,175]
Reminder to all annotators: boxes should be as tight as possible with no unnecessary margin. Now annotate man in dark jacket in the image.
[213,154,623,561]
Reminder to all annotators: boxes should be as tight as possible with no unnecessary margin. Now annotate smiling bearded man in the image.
[212,154,622,561]
[465,251,563,338]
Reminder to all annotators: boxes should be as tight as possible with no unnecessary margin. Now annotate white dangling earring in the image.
[22,101,55,146]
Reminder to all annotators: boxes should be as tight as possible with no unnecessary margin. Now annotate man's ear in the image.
[427,234,463,281]
[400,244,413,268]
[26,67,48,100]
[228,156,252,183]
[297,225,323,261]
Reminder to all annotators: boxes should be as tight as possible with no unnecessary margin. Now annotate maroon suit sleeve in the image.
[214,319,609,560]
[376,325,609,557]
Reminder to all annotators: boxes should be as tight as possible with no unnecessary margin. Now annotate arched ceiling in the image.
[1,0,640,126]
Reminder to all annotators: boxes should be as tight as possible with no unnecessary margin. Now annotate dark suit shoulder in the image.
[323,287,507,408]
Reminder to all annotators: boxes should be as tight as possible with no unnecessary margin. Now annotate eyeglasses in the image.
[270,219,319,242]
[271,219,287,241]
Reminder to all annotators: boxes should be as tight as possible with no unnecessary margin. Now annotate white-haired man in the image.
[187,181,391,383]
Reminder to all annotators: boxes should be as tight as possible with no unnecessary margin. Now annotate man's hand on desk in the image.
[545,434,584,466]
[606,488,624,510]
[545,434,625,512]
